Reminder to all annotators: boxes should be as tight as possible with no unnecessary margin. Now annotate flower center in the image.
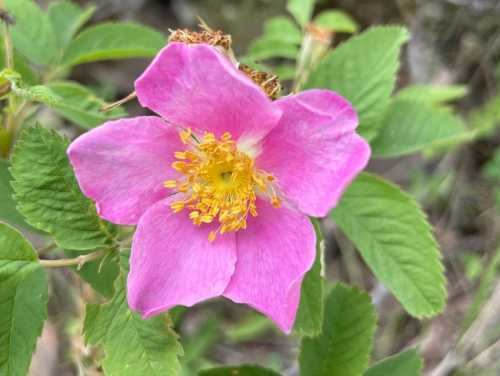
[164,129,280,242]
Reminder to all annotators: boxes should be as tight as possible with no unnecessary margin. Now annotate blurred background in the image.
[30,0,500,375]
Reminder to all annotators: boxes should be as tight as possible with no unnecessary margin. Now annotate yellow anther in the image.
[200,215,213,223]
[164,180,177,188]
[271,196,281,208]
[208,231,217,242]
[174,151,187,159]
[170,201,185,213]
[172,161,187,172]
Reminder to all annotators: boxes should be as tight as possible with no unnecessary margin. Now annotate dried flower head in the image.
[239,64,281,100]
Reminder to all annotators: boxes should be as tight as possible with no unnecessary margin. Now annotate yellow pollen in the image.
[166,130,281,241]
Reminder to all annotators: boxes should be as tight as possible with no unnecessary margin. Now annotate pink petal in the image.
[67,116,183,225]
[135,42,281,141]
[128,198,237,318]
[224,199,316,333]
[257,89,371,217]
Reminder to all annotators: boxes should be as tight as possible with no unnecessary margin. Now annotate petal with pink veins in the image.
[257,89,371,217]
[224,199,316,333]
[128,198,237,318]
[67,116,182,225]
[135,42,282,141]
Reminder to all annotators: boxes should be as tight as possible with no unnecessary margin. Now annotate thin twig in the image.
[39,248,110,270]
[101,91,137,112]
[0,0,13,70]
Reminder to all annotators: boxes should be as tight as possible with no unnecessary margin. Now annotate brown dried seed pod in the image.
[168,28,232,50]
[239,64,282,100]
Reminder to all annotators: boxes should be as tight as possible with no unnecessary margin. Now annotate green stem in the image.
[0,0,16,156]
[0,0,13,70]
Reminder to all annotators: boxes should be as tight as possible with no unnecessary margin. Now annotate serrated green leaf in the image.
[10,125,116,250]
[305,26,410,141]
[199,365,280,376]
[371,100,467,158]
[48,0,96,50]
[0,223,48,376]
[263,16,302,45]
[395,85,467,105]
[48,80,126,129]
[247,38,300,61]
[294,218,324,336]
[364,349,422,376]
[313,10,359,33]
[83,275,183,376]
[287,0,315,27]
[299,283,377,376]
[62,22,166,66]
[0,159,34,230]
[331,173,447,317]
[5,0,58,65]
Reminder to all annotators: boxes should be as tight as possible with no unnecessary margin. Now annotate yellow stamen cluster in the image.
[165,129,280,241]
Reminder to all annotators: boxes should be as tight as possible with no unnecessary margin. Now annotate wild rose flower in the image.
[67,42,370,333]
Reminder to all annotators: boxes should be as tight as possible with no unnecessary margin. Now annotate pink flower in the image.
[67,42,370,333]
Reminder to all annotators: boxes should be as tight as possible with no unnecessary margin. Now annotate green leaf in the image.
[62,22,166,66]
[263,16,302,45]
[469,93,500,138]
[287,0,316,27]
[199,365,280,376]
[247,38,300,61]
[395,85,467,105]
[10,125,116,250]
[305,26,410,141]
[64,249,119,298]
[83,275,183,376]
[48,0,96,50]
[5,0,58,65]
[0,159,34,230]
[294,218,324,336]
[48,80,126,129]
[0,223,48,376]
[364,349,423,376]
[0,69,59,105]
[331,173,447,317]
[371,100,467,158]
[273,64,296,80]
[313,10,359,33]
[299,283,377,376]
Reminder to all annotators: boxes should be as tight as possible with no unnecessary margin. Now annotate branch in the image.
[39,248,110,270]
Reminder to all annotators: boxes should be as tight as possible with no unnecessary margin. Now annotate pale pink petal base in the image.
[128,198,237,318]
[67,116,184,225]
[135,42,282,141]
[224,199,316,333]
[258,89,371,217]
